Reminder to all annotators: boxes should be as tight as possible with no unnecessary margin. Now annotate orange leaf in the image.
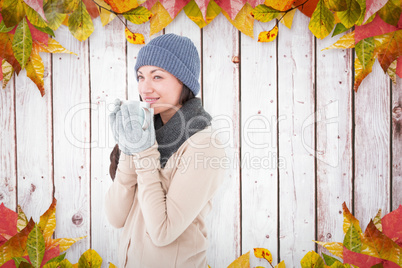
[149,1,173,36]
[26,45,45,96]
[0,33,22,74]
[374,30,402,74]
[83,0,100,19]
[104,0,139,13]
[294,0,319,17]
[125,27,145,44]
[254,248,273,263]
[258,25,278,42]
[222,2,254,38]
[38,198,57,241]
[47,236,86,252]
[354,56,374,91]
[315,241,344,258]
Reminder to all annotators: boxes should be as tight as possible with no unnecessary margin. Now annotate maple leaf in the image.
[0,33,22,74]
[355,15,399,44]
[1,59,14,89]
[222,2,254,38]
[0,203,18,247]
[227,251,250,268]
[343,247,400,268]
[308,0,335,39]
[382,205,402,247]
[387,59,397,84]
[374,30,402,74]
[104,0,139,13]
[258,25,278,42]
[353,49,375,92]
[342,202,363,236]
[125,27,145,44]
[254,248,273,263]
[397,56,402,77]
[364,0,388,23]
[68,1,94,41]
[215,0,246,20]
[323,31,355,50]
[315,241,344,258]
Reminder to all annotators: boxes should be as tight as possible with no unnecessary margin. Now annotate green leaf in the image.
[58,259,74,268]
[123,6,152,24]
[322,253,342,266]
[308,0,335,39]
[46,252,66,264]
[42,262,59,268]
[55,0,80,13]
[0,20,15,32]
[24,3,55,36]
[12,257,30,268]
[27,224,46,268]
[78,249,103,268]
[343,224,362,253]
[300,251,325,268]
[0,0,26,28]
[12,18,33,69]
[355,37,374,70]
[68,1,94,41]
[251,4,281,22]
[377,0,402,26]
[337,0,360,28]
[324,0,348,11]
[44,0,68,31]
[354,0,366,25]
[332,23,349,36]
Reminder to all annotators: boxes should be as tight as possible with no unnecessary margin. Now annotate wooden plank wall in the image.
[1,12,401,268]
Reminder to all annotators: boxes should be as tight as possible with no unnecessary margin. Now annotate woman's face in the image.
[137,65,183,124]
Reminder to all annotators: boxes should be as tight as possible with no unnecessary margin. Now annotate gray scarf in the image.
[154,98,212,168]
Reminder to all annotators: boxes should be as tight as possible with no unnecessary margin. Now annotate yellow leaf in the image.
[342,202,362,235]
[48,236,86,252]
[354,53,375,91]
[35,38,77,55]
[228,251,250,268]
[265,0,296,11]
[68,1,94,41]
[275,260,286,268]
[315,241,344,258]
[278,8,296,29]
[150,1,173,36]
[258,25,278,42]
[2,59,14,89]
[108,263,117,268]
[222,3,254,38]
[323,31,355,50]
[125,27,145,44]
[78,249,103,268]
[308,0,335,39]
[104,0,138,13]
[300,251,325,268]
[387,59,397,84]
[184,0,221,28]
[94,0,117,26]
[38,198,57,241]
[254,248,273,263]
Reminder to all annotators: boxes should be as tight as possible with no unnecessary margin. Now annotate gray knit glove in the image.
[109,99,155,155]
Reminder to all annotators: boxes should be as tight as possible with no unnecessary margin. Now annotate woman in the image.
[105,34,227,268]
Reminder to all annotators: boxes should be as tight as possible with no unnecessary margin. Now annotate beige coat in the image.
[105,126,227,268]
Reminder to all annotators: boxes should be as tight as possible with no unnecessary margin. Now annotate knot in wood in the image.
[72,213,84,226]
[392,106,402,120]
[231,56,240,64]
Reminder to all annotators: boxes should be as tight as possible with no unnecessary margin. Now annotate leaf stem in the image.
[275,0,310,27]
[90,0,128,27]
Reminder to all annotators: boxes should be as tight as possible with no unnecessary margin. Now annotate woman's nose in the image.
[139,79,153,94]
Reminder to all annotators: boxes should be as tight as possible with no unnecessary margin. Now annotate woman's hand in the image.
[110,99,155,155]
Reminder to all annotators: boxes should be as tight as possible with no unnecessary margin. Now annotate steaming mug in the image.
[120,100,152,130]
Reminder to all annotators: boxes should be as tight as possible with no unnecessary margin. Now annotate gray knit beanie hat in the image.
[135,34,200,96]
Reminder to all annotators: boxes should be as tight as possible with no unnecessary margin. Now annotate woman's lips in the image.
[144,98,159,104]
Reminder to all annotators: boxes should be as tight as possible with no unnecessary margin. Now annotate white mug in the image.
[121,100,152,130]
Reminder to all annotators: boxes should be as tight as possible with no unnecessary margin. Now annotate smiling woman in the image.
[105,33,228,268]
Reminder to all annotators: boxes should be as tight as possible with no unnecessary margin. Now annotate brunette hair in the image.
[110,84,195,180]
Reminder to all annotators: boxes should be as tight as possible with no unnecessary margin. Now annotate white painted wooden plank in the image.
[89,17,126,267]
[203,14,240,267]
[15,53,53,222]
[316,33,353,251]
[392,77,402,209]
[0,76,16,210]
[240,19,278,267]
[52,25,91,263]
[277,12,315,266]
[355,61,390,229]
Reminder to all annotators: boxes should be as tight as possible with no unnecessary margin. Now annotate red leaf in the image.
[26,18,48,45]
[343,247,400,268]
[382,205,402,247]
[364,0,388,23]
[246,0,265,8]
[83,0,100,19]
[161,0,191,19]
[24,0,46,22]
[0,203,18,247]
[355,15,399,44]
[294,0,319,17]
[396,57,402,78]
[41,245,60,266]
[214,0,246,20]
[141,0,158,10]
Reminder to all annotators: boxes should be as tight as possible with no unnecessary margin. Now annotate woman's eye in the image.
[137,75,144,80]
[154,75,162,80]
